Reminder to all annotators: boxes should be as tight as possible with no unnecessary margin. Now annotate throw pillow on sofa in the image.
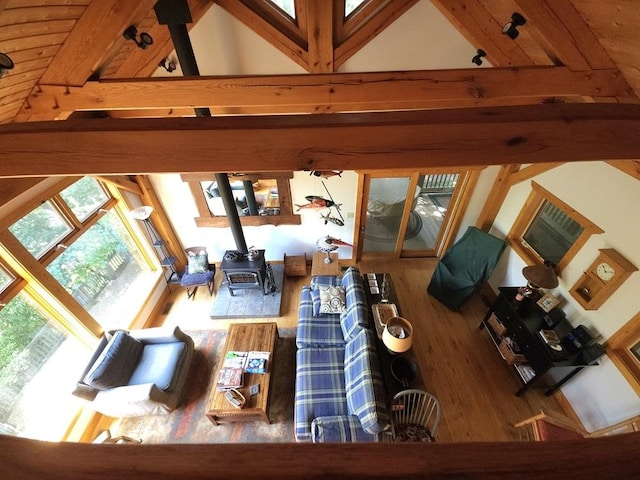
[310,285,346,315]
[83,330,143,390]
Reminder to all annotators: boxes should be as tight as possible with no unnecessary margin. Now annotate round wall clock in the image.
[596,262,615,281]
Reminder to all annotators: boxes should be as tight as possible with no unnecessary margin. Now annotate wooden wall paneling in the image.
[23,67,632,118]
[0,31,68,54]
[0,4,85,25]
[3,103,640,177]
[514,0,615,71]
[571,0,640,101]
[38,0,157,86]
[0,18,75,42]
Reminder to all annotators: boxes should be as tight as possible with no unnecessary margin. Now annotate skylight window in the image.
[269,0,295,19]
[345,0,367,17]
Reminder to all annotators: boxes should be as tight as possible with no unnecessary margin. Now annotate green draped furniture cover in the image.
[427,227,506,311]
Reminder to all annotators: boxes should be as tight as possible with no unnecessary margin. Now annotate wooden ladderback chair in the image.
[390,389,441,442]
[514,407,640,441]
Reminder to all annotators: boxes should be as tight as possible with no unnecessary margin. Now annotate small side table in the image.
[311,251,340,276]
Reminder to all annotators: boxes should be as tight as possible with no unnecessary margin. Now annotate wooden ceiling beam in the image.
[432,0,534,66]
[38,0,157,86]
[22,66,632,119]
[2,103,640,177]
[305,0,334,72]
[513,0,616,71]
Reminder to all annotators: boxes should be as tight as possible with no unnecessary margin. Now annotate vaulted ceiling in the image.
[1,0,639,126]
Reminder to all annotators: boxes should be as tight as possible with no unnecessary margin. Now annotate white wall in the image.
[149,171,358,263]
[488,161,640,430]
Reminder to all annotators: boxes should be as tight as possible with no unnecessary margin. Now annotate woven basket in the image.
[488,313,507,338]
[498,338,526,365]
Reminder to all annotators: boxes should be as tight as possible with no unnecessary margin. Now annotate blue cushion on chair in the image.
[181,269,214,287]
[83,330,143,390]
[128,342,188,391]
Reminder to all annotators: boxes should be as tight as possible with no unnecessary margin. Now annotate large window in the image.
[509,182,603,270]
[0,268,90,440]
[46,210,150,330]
[7,177,155,330]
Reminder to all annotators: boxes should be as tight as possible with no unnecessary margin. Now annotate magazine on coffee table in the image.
[223,351,248,369]
[245,351,271,374]
[216,367,244,391]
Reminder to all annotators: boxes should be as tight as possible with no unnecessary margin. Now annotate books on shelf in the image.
[515,364,535,382]
[246,351,271,374]
[216,367,244,391]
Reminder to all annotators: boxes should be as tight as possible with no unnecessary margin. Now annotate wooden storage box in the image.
[284,253,307,276]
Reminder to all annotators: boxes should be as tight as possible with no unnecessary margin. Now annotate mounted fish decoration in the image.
[320,180,345,226]
[298,181,346,227]
[320,211,344,226]
[324,236,352,248]
[295,195,338,211]
[308,170,343,179]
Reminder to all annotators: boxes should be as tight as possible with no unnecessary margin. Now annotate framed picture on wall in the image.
[537,292,560,313]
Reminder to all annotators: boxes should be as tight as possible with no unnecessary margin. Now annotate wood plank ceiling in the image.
[0,0,639,126]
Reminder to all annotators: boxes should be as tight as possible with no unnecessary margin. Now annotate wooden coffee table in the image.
[206,322,278,425]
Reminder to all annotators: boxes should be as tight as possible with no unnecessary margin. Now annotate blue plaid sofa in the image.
[294,267,390,442]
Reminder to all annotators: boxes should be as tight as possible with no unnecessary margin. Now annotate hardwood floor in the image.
[149,257,563,443]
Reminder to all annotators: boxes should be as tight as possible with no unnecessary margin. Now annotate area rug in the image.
[209,264,285,319]
[115,328,296,444]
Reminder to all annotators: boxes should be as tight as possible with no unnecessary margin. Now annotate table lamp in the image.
[316,235,339,264]
[516,262,558,300]
[382,316,413,353]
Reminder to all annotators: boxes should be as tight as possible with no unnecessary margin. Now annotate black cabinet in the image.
[481,287,600,396]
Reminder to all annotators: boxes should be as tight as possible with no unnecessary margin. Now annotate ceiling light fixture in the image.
[472,49,486,66]
[0,52,15,77]
[123,25,153,49]
[502,12,526,40]
[158,58,177,73]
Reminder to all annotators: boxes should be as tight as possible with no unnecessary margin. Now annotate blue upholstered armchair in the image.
[73,326,194,417]
[181,246,216,299]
